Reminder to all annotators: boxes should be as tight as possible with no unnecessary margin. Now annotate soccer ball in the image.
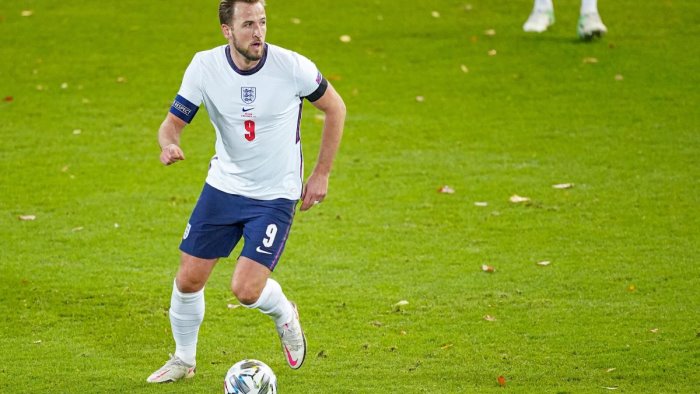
[224,359,277,394]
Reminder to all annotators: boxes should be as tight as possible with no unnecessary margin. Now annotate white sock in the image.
[243,278,294,327]
[169,280,204,366]
[534,0,553,12]
[581,0,598,14]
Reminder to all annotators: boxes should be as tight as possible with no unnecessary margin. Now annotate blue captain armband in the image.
[169,95,199,123]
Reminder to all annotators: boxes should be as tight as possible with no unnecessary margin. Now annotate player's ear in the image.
[222,24,232,40]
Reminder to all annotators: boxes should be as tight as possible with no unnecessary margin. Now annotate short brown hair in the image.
[218,0,266,25]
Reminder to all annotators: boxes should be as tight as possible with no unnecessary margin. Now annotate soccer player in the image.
[523,0,608,39]
[146,0,346,383]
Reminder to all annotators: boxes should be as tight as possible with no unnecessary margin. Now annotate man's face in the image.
[224,2,267,63]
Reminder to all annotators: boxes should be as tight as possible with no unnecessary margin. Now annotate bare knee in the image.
[231,279,262,305]
[176,253,217,293]
[231,257,271,305]
[176,275,207,293]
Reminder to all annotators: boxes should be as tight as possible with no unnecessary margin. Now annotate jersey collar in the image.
[225,44,268,76]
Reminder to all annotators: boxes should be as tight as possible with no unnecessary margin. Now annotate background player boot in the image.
[523,9,555,32]
[276,302,306,369]
[577,13,607,39]
[146,354,196,383]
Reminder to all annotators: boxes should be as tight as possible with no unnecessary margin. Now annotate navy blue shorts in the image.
[180,183,297,270]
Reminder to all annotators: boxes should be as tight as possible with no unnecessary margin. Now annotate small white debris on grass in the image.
[536,261,551,266]
[339,35,351,43]
[474,201,488,207]
[460,64,469,73]
[431,11,440,18]
[552,183,574,189]
[19,215,36,221]
[509,195,530,203]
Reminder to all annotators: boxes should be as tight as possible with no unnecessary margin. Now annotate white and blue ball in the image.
[224,359,277,394]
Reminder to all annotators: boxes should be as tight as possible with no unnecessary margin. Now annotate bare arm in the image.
[158,112,187,165]
[300,82,346,211]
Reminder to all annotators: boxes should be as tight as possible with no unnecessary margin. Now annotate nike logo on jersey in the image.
[256,246,272,255]
[242,107,255,112]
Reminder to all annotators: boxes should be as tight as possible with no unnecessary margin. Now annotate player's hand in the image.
[300,172,328,211]
[160,144,185,165]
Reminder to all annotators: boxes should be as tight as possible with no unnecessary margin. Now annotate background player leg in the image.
[524,0,555,33]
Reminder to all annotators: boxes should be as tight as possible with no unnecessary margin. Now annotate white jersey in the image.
[170,43,327,200]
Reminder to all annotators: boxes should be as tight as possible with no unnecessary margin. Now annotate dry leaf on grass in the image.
[431,11,440,18]
[3,96,13,102]
[481,264,495,273]
[650,328,659,333]
[227,303,241,309]
[474,201,488,207]
[460,64,469,73]
[606,368,616,373]
[615,74,624,81]
[497,376,506,386]
[19,215,36,221]
[484,315,497,322]
[339,35,351,43]
[536,261,551,266]
[415,95,425,102]
[290,18,301,24]
[488,49,497,56]
[583,57,599,64]
[21,10,34,17]
[438,185,454,194]
[484,29,496,36]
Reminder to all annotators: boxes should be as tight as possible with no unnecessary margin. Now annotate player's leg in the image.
[524,0,555,33]
[233,257,306,369]
[578,0,607,39]
[171,253,218,364]
[148,183,244,383]
[147,253,217,383]
[233,196,306,369]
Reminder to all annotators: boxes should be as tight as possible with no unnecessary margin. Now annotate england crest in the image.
[241,87,256,104]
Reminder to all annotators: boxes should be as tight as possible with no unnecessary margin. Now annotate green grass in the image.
[1,0,699,392]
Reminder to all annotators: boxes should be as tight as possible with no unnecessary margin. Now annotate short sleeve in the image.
[178,53,204,106]
[169,53,204,123]
[295,53,327,102]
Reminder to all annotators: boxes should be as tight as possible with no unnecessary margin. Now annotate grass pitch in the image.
[1,0,698,392]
